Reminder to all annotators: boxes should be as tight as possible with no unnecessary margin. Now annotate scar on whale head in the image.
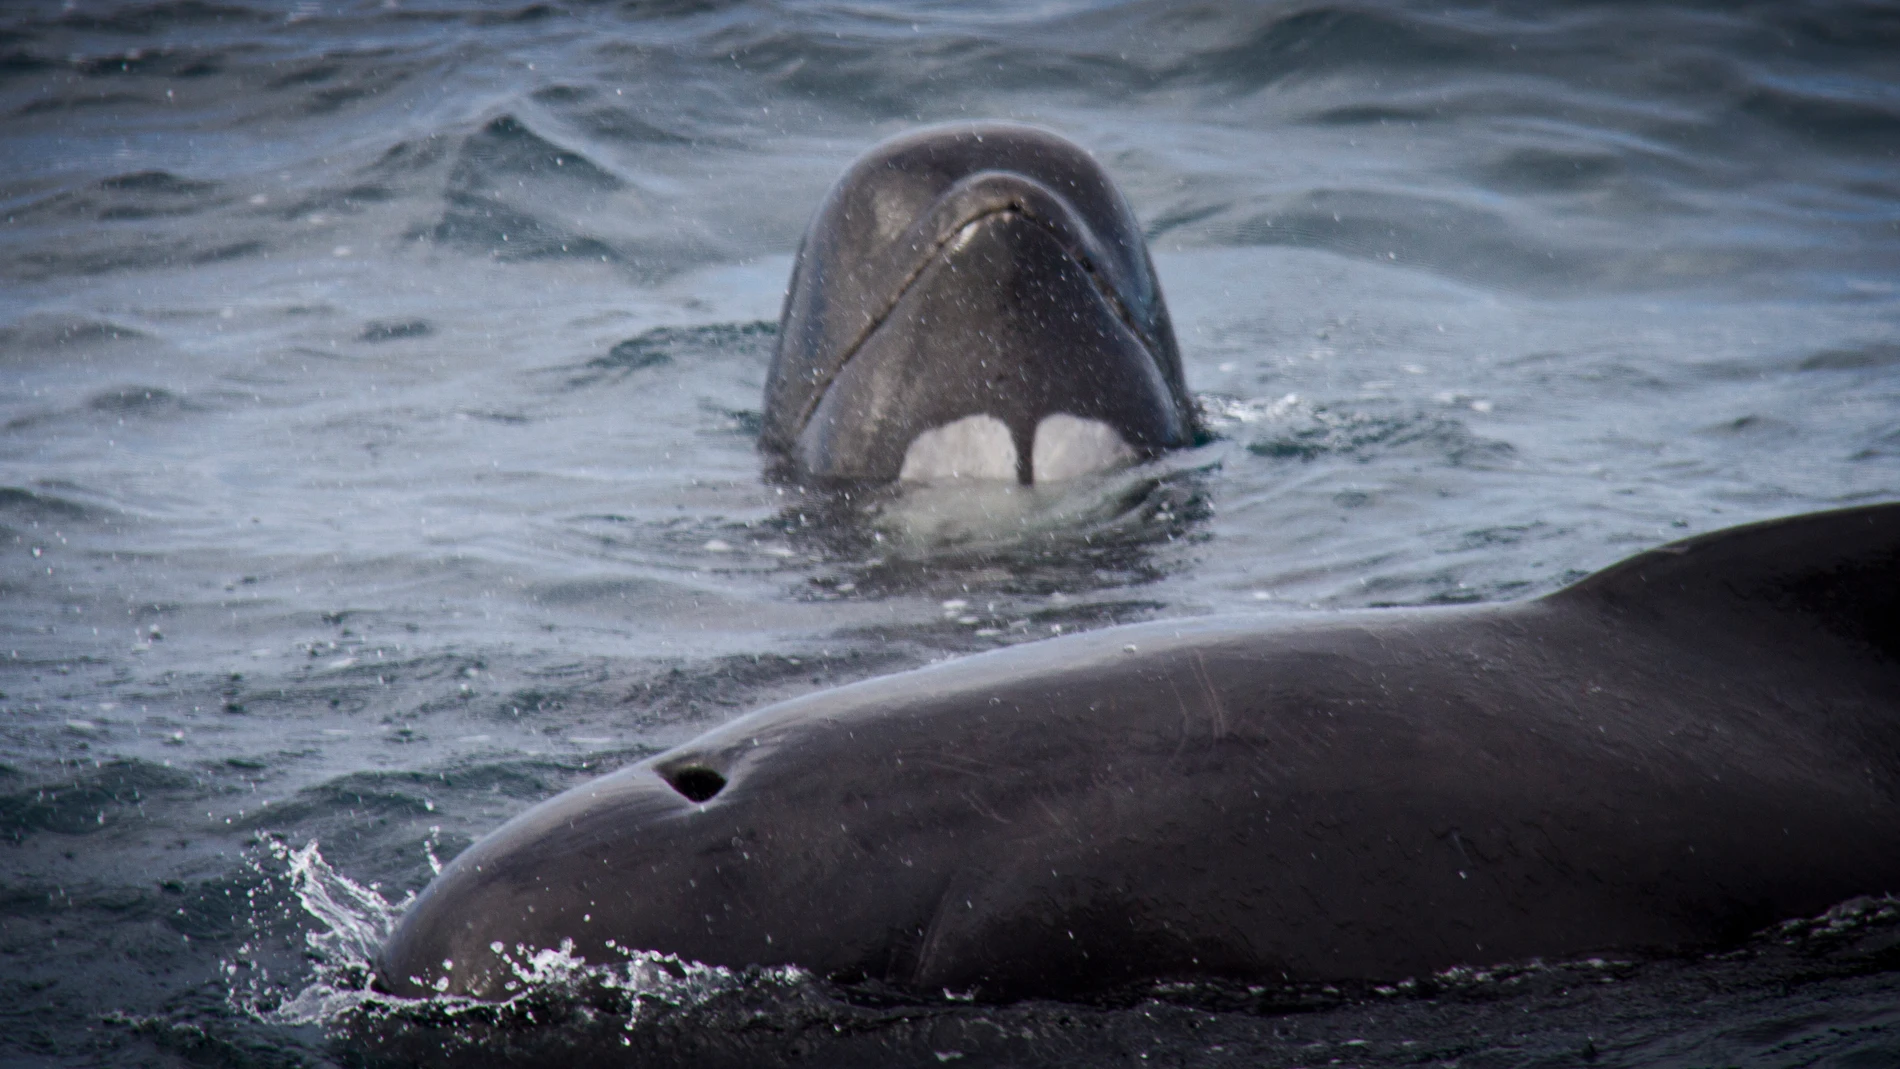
[759,122,1199,486]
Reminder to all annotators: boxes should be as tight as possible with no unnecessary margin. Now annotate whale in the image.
[378,502,1900,1001]
[759,123,1199,486]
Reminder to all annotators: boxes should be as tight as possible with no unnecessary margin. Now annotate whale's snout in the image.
[762,124,1197,486]
[796,198,1186,484]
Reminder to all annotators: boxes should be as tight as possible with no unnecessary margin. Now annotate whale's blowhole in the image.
[663,765,727,803]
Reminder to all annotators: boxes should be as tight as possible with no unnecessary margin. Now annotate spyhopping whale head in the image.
[760,123,1199,486]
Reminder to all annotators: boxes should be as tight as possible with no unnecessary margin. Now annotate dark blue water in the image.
[2,1,1898,1065]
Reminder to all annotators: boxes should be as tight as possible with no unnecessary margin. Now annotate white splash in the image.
[1198,391,1301,430]
[246,839,412,1025]
[230,839,810,1035]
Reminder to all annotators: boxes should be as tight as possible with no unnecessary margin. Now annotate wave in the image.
[0,759,195,839]
[3,0,1892,288]
[1207,393,1515,469]
[563,321,775,389]
[0,314,149,358]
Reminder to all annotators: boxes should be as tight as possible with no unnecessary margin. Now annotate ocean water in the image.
[2,0,1898,1065]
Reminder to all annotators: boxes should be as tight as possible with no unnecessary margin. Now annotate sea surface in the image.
[2,0,1898,1065]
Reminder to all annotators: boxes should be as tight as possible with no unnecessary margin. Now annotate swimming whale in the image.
[378,502,1900,1001]
[759,123,1198,486]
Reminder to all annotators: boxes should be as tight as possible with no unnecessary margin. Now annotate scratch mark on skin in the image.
[910,870,980,987]
[1036,796,1080,839]
[1163,665,1202,763]
[904,750,1010,781]
[959,786,1015,826]
[1193,650,1228,740]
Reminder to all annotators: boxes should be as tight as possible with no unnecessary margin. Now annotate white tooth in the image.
[1032,413,1135,482]
[899,414,1017,483]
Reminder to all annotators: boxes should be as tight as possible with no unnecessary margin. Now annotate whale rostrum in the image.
[378,502,1900,1000]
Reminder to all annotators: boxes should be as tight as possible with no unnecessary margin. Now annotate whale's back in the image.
[1552,502,1900,661]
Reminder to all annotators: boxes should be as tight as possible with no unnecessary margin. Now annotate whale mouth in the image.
[787,171,1172,453]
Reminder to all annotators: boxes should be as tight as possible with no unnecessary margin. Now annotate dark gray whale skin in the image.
[759,122,1198,484]
[378,503,1900,1000]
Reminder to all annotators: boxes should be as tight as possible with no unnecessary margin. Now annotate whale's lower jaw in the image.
[790,210,1188,486]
